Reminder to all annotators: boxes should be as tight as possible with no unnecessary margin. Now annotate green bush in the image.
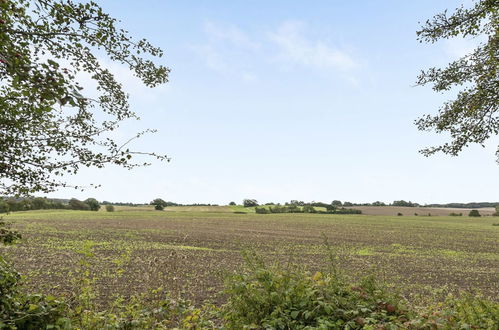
[155,204,164,211]
[0,222,69,329]
[334,207,362,214]
[222,253,409,329]
[105,205,115,212]
[69,198,90,210]
[255,207,270,214]
[243,199,258,207]
[302,205,317,213]
[449,212,463,216]
[222,252,499,329]
[469,209,481,217]
[84,198,101,211]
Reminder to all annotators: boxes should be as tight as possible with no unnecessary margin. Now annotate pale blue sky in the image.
[50,0,498,205]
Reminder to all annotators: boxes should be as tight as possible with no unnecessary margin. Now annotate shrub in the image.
[255,207,270,214]
[397,212,403,216]
[0,222,69,328]
[105,205,115,212]
[449,212,463,216]
[150,198,167,206]
[229,201,236,206]
[69,198,90,210]
[150,198,167,210]
[334,208,362,214]
[222,252,499,329]
[243,199,258,207]
[468,209,481,217]
[302,205,317,213]
[223,253,409,329]
[84,198,101,211]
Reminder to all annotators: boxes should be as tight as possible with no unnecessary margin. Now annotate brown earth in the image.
[350,206,496,216]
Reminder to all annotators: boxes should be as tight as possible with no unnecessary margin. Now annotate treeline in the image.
[247,199,420,208]
[425,202,498,209]
[250,199,498,209]
[254,204,362,215]
[0,197,102,213]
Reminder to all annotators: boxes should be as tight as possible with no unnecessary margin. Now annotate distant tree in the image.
[105,205,115,212]
[416,0,499,162]
[302,205,317,213]
[255,207,270,214]
[468,209,481,217]
[372,201,386,206]
[150,198,168,210]
[32,197,49,210]
[229,201,236,206]
[69,198,90,210]
[392,200,417,207]
[343,201,353,207]
[243,199,258,207]
[5,199,19,212]
[325,205,337,213]
[0,199,9,213]
[84,198,100,211]
[331,200,342,207]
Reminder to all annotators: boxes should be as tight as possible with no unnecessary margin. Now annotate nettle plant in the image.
[0,0,170,196]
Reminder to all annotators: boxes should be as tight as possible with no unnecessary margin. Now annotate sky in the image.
[48,0,498,205]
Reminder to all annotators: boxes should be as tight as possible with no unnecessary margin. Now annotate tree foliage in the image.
[468,209,482,217]
[83,197,100,211]
[243,199,258,207]
[416,0,498,161]
[0,0,170,196]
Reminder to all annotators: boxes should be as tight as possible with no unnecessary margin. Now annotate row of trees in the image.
[0,197,101,213]
[244,199,499,209]
[243,199,419,208]
[255,204,362,215]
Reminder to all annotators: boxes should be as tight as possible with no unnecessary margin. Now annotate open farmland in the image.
[1,208,498,307]
[347,206,496,216]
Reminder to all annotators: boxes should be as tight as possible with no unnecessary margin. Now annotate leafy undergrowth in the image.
[2,256,498,329]
[221,251,498,329]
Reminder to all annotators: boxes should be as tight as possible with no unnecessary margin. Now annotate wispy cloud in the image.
[190,20,360,83]
[190,21,259,80]
[268,21,358,71]
[204,21,260,51]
